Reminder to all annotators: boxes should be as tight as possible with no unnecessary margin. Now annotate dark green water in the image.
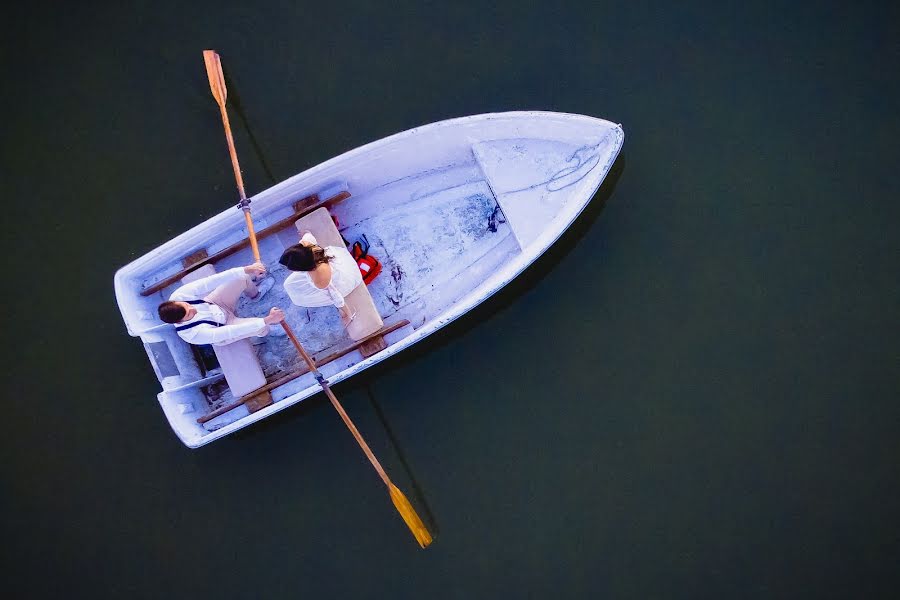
[4,2,899,598]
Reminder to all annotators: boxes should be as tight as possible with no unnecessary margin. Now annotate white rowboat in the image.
[115,111,624,447]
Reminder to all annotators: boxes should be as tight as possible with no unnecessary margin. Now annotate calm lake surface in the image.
[5,2,899,598]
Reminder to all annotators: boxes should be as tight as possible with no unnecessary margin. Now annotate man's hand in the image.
[263,307,286,325]
[244,262,266,278]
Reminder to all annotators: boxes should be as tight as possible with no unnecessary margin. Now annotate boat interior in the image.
[130,158,518,441]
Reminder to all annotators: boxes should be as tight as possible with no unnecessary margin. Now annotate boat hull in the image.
[115,111,624,447]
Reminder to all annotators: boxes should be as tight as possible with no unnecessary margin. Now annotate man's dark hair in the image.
[158,301,187,324]
[279,243,330,272]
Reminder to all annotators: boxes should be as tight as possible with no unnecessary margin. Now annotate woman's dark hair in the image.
[158,301,187,324]
[279,243,331,272]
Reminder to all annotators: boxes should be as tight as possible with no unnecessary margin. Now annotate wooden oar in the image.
[202,50,429,547]
[203,49,261,262]
[280,321,433,548]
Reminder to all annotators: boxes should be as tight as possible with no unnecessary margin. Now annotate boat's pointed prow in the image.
[473,118,623,249]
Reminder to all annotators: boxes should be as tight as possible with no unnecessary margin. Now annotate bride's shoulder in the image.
[310,264,332,289]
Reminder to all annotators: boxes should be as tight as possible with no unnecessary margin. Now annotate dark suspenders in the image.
[175,319,223,332]
[175,300,224,332]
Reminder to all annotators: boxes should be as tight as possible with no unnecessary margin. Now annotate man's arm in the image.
[170,263,265,301]
[180,308,285,346]
[181,318,268,346]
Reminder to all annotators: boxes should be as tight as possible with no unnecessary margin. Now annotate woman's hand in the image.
[299,231,317,246]
[339,304,357,326]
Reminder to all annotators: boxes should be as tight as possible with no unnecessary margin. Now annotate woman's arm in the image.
[325,283,346,308]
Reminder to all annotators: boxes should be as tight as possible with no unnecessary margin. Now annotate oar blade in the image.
[202,49,226,106]
[389,483,433,548]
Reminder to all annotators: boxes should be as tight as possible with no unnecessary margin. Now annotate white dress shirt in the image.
[169,267,267,346]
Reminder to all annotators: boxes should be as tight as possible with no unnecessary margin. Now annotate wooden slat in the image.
[244,390,274,413]
[140,191,352,297]
[359,335,388,358]
[181,248,208,268]
[196,319,409,424]
[293,194,318,213]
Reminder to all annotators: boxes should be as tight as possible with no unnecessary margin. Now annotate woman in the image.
[279,231,362,325]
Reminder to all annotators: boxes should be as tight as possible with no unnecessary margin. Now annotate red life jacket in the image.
[350,234,382,285]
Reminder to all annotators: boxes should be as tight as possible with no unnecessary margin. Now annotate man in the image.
[157,262,285,346]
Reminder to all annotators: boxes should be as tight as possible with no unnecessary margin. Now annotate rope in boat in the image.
[503,129,616,194]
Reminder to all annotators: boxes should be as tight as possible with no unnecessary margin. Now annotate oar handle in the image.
[280,321,392,487]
